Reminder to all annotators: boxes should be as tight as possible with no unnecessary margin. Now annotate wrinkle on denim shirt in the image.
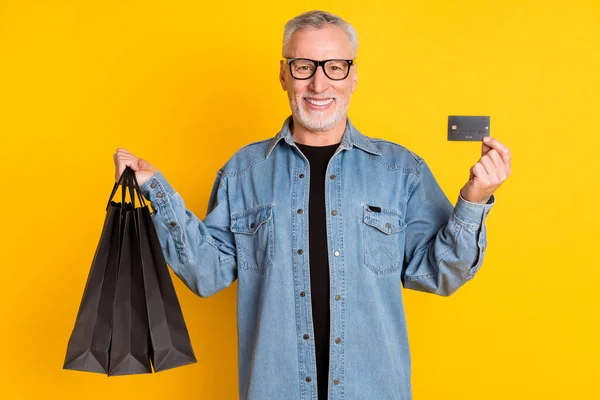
[139,115,495,400]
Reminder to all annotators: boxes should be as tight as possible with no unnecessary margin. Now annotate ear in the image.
[279,60,287,91]
[351,71,358,93]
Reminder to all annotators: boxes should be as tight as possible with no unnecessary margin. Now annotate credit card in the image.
[448,116,490,141]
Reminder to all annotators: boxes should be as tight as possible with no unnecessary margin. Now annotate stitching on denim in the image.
[335,157,346,400]
[462,223,487,280]
[221,156,268,177]
[198,235,220,251]
[363,205,407,234]
[406,171,420,198]
[362,206,405,276]
[451,213,480,231]
[365,153,420,172]
[230,204,274,274]
[231,203,273,219]
[163,193,189,264]
[436,222,462,265]
[368,139,423,164]
[216,171,230,201]
[403,245,437,281]
[404,271,437,281]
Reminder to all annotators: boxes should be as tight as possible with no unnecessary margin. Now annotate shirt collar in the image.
[265,115,382,159]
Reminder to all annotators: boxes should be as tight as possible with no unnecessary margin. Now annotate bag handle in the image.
[107,167,129,211]
[106,166,147,211]
[127,168,146,209]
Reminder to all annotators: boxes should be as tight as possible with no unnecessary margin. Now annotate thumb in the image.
[481,142,492,156]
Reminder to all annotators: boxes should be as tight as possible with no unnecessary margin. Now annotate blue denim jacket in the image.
[139,115,495,400]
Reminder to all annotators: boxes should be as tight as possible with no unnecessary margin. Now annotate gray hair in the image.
[282,10,358,58]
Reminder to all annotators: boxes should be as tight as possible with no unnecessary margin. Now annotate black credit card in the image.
[448,116,490,141]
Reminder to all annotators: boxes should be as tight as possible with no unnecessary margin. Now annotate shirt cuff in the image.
[453,193,495,227]
[139,170,177,205]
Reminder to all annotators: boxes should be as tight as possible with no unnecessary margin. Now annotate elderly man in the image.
[114,10,511,400]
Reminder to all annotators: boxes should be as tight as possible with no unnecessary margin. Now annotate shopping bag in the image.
[108,169,152,376]
[64,166,197,375]
[63,166,131,374]
[132,171,197,372]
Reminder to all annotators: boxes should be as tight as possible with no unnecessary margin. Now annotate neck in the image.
[291,116,346,146]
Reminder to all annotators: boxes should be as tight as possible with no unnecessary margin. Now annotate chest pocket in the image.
[231,204,274,274]
[362,204,407,275]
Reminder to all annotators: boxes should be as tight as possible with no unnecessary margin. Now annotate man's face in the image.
[279,25,358,132]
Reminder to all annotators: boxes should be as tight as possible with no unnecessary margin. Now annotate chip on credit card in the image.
[448,116,490,141]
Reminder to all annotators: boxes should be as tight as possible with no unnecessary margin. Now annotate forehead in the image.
[287,25,353,59]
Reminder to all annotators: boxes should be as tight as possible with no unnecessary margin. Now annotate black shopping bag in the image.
[133,172,197,372]
[108,169,152,376]
[63,167,132,374]
[64,166,196,375]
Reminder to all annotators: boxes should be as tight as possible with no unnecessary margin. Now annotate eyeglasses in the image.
[284,58,355,81]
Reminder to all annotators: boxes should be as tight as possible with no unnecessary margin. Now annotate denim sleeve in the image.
[401,159,495,296]
[139,170,237,297]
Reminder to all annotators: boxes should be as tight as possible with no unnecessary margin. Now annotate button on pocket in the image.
[231,204,274,274]
[362,204,406,275]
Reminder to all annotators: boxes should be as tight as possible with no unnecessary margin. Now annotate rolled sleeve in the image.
[452,193,496,281]
[452,193,495,228]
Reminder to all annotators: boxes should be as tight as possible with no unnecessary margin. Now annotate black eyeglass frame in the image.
[284,58,355,81]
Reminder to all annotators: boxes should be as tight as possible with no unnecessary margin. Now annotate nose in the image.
[308,65,330,93]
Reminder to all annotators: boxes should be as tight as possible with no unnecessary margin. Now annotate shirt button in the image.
[385,222,391,228]
[156,192,163,198]
[297,209,303,214]
[303,334,309,340]
[335,295,341,301]
[150,183,157,188]
[330,174,336,180]
[300,291,306,297]
[306,377,311,383]
[250,223,256,229]
[335,337,341,344]
[331,210,337,216]
[299,173,305,178]
[169,222,177,227]
[297,249,303,255]
[334,250,340,257]
[333,379,340,385]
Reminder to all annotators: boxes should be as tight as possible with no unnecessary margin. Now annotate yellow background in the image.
[1,0,599,399]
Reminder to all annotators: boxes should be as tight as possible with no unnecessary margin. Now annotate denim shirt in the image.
[139,115,495,400]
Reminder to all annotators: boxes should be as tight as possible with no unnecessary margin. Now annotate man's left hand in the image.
[460,137,512,204]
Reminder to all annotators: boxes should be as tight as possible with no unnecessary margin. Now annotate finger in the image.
[472,162,488,182]
[488,151,509,183]
[115,148,140,167]
[115,156,140,181]
[487,149,504,169]
[479,155,496,176]
[115,159,137,172]
[114,149,132,172]
[481,142,492,156]
[116,147,132,155]
[483,137,511,164]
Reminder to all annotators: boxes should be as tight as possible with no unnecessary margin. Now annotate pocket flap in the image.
[231,204,273,234]
[363,204,406,234]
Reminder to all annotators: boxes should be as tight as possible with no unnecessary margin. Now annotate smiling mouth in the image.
[304,98,334,106]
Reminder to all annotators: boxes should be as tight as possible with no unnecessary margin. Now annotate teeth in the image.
[306,98,333,106]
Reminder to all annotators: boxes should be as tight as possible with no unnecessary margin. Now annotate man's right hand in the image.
[113,148,158,187]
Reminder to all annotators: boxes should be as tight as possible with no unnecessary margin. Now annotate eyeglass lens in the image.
[290,59,350,80]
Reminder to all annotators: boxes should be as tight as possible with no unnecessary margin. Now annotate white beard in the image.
[289,93,349,132]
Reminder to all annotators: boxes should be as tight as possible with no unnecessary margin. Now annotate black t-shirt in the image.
[295,141,340,399]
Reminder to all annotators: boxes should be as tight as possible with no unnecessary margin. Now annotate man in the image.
[114,10,511,400]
